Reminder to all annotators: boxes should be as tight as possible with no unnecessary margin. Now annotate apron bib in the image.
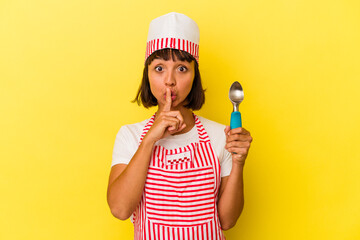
[133,114,225,240]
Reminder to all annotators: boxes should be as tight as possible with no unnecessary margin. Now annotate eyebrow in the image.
[153,57,189,63]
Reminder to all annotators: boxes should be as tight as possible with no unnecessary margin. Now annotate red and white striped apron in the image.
[132,114,225,240]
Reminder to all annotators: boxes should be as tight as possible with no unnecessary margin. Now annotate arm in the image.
[217,126,252,230]
[217,163,244,230]
[107,135,157,220]
[107,89,186,220]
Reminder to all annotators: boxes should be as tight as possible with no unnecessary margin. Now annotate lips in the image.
[164,90,177,101]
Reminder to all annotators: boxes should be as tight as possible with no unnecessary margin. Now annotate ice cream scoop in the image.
[229,81,244,129]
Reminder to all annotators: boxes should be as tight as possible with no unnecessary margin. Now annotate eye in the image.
[178,66,187,72]
[155,66,163,72]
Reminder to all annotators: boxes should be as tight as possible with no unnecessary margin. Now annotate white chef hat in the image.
[145,12,200,63]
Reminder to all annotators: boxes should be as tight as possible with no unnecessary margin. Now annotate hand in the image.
[144,88,186,143]
[224,126,253,166]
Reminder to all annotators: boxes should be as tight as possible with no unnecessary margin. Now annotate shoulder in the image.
[197,116,226,134]
[196,115,227,144]
[115,118,149,142]
[111,118,151,167]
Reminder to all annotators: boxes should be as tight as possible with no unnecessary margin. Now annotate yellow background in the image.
[1,0,359,239]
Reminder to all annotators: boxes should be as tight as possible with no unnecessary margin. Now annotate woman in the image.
[107,12,252,239]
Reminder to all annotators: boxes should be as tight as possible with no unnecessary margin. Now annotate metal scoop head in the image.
[229,81,244,112]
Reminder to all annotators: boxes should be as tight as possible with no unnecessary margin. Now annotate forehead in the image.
[150,57,194,66]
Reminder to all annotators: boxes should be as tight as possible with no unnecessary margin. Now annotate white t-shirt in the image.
[111,115,233,177]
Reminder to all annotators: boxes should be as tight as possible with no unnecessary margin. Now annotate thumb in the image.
[224,126,230,136]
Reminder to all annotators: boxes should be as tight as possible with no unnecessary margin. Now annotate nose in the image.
[164,69,176,87]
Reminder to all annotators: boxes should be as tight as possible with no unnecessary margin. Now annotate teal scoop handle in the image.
[230,111,242,129]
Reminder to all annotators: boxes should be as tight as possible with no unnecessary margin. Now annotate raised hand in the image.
[224,126,253,166]
[144,88,187,143]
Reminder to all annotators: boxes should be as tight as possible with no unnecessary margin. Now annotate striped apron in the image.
[133,114,225,240]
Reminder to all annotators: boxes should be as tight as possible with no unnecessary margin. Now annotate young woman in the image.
[107,12,252,239]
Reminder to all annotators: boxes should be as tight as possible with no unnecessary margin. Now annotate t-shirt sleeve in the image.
[219,147,233,177]
[111,126,138,167]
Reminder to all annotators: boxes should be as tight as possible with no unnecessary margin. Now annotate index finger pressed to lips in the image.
[163,88,172,112]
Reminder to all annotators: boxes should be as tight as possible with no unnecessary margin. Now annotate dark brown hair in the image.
[132,48,205,110]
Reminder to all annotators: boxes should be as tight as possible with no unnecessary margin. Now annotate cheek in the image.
[187,80,194,92]
[183,79,194,98]
[149,82,160,98]
[186,75,195,92]
[148,74,160,95]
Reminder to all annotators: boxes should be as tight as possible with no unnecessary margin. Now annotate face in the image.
[148,57,195,110]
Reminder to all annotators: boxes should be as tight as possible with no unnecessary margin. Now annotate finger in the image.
[163,116,180,130]
[168,111,184,126]
[169,123,186,134]
[224,126,230,136]
[230,127,250,135]
[226,141,251,149]
[226,134,253,143]
[227,147,248,156]
[179,123,186,131]
[163,88,172,112]
[162,111,184,129]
